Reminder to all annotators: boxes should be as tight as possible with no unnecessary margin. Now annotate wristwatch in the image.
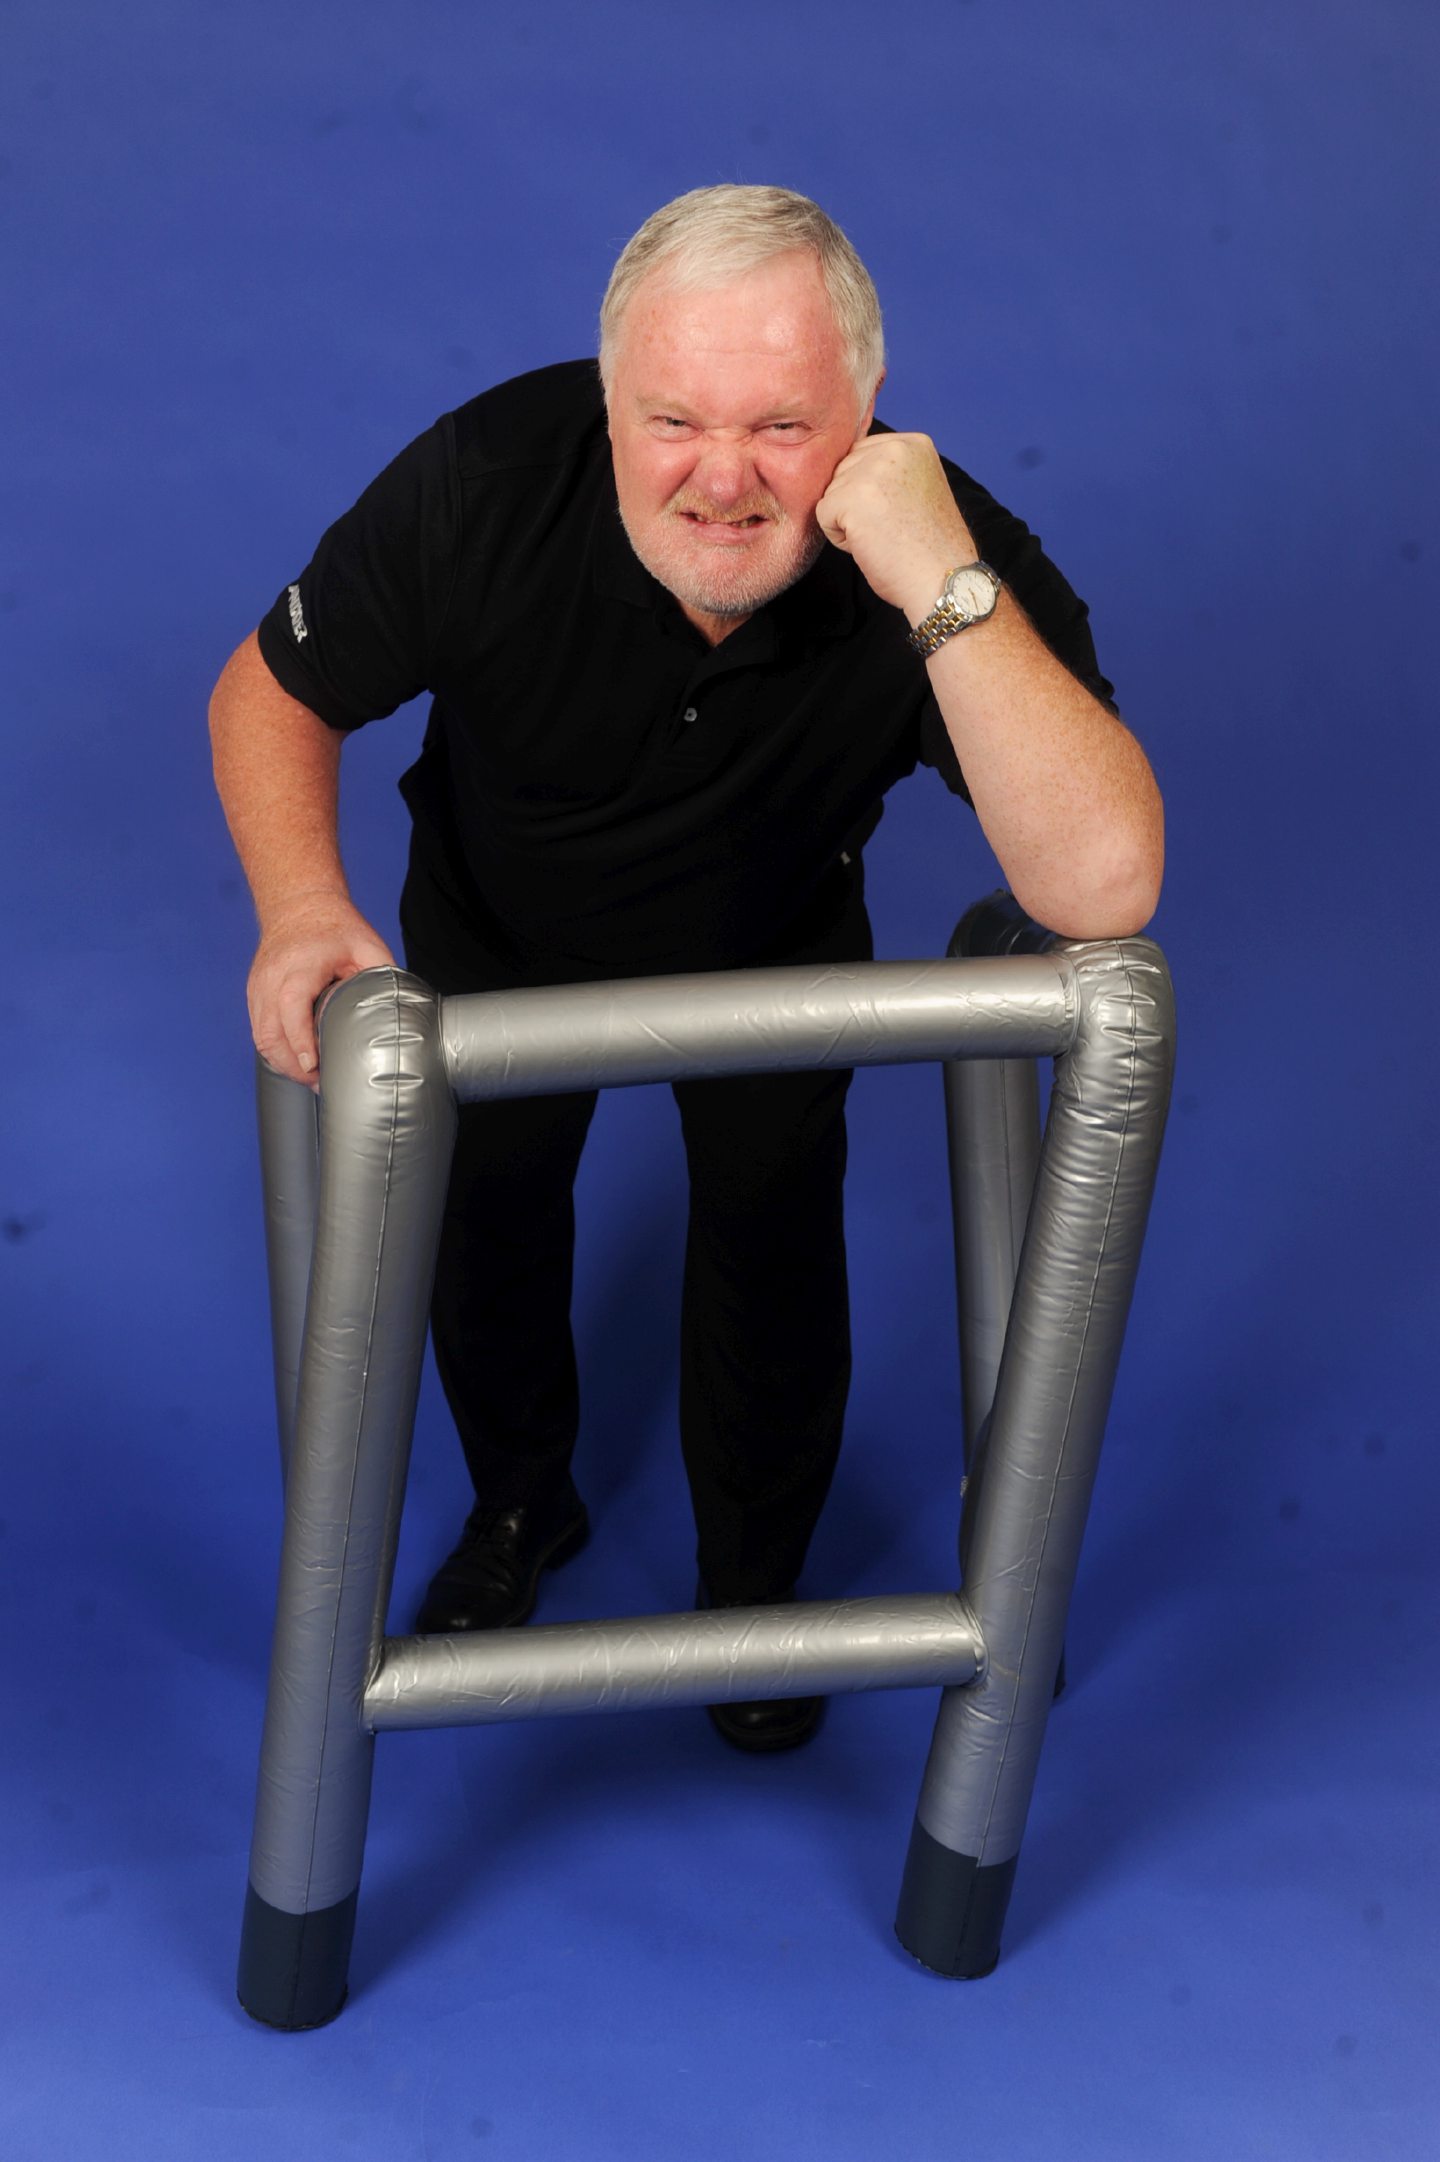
[907,561,1002,657]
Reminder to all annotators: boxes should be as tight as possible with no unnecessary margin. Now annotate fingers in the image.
[814,430,975,613]
[251,961,328,1088]
[277,968,328,1084]
[814,479,851,551]
[247,915,398,1091]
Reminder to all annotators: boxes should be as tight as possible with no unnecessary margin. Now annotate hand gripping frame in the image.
[238,894,1174,2027]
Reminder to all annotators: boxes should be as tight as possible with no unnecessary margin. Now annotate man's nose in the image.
[693,437,755,509]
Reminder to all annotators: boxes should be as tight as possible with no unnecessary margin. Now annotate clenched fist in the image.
[815,432,978,623]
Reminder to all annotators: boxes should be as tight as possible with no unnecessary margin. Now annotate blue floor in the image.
[3,2,1437,2155]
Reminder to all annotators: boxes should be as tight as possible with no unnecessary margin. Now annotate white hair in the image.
[599,184,885,411]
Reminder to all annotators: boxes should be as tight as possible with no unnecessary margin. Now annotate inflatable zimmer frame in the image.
[238,892,1174,2029]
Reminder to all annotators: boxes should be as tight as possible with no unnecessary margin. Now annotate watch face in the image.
[944,565,998,622]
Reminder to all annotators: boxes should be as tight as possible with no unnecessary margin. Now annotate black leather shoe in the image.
[697,1580,826,1754]
[414,1480,589,1633]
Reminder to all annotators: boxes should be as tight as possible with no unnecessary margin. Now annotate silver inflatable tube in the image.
[896,923,1173,1976]
[945,1054,1040,1476]
[255,1059,319,1484]
[946,897,1054,1473]
[440,956,1075,1101]
[366,1595,983,1730]
[942,905,1047,1557]
[244,977,456,1986]
[239,899,1173,2024]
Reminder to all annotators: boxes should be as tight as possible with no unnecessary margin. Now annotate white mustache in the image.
[668,492,782,523]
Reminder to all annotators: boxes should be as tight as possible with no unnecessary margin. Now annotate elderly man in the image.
[210,185,1162,1751]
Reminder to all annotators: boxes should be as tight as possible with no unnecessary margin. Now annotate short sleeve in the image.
[256,412,461,731]
[948,463,1120,718]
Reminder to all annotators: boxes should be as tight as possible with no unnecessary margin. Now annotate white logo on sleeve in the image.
[287,583,308,643]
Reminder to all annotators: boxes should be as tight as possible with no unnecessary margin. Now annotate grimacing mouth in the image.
[666,486,782,530]
[676,510,770,528]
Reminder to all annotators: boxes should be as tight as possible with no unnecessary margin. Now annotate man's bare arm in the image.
[912,588,1162,937]
[209,631,395,1087]
[816,433,1163,938]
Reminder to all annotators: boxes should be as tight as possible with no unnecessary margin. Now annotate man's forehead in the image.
[621,259,845,369]
[622,367,835,419]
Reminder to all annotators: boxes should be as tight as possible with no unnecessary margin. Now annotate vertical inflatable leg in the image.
[238,971,456,2028]
[944,1054,1040,1506]
[946,891,1050,1489]
[897,937,1173,1977]
[256,1058,319,1488]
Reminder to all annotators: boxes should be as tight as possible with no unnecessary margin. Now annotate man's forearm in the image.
[208,630,351,927]
[210,631,395,1086]
[923,593,1164,939]
[815,432,1164,940]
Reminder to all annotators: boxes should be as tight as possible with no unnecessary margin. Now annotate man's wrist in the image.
[257,883,356,935]
[898,544,976,630]
[906,562,1003,658]
[899,566,953,629]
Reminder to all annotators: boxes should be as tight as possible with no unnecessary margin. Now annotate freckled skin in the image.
[606,252,878,645]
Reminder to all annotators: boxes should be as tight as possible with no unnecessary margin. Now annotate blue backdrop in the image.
[3,3,1436,2156]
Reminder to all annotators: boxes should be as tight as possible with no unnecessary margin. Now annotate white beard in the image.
[617,502,827,622]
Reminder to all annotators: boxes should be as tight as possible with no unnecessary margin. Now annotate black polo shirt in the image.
[257,360,1116,988]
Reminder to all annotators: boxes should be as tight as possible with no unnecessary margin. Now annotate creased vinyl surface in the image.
[366,1596,983,1730]
[442,956,1076,1102]
[913,928,1174,1868]
[249,972,456,1914]
[255,1057,319,1483]
[945,1054,1042,1467]
[246,917,1172,1946]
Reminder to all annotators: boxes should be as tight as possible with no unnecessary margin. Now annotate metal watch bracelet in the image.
[906,563,1002,658]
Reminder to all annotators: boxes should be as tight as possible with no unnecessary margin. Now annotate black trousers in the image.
[404,860,870,1604]
[426,1066,853,1601]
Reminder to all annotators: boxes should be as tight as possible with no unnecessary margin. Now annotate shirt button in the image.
[682,705,698,724]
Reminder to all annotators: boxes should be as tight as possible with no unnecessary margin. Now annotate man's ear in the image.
[856,368,886,440]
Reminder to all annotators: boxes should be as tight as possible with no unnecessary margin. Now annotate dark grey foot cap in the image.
[894,1819,1017,1978]
[237,1882,357,2029]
